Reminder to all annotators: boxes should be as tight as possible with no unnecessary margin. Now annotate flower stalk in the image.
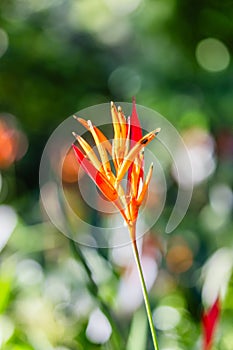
[128,222,159,350]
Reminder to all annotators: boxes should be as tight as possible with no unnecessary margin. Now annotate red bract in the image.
[128,97,144,190]
[202,297,220,350]
[72,144,118,202]
[130,97,143,145]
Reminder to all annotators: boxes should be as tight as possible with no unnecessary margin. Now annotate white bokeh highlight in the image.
[86,308,112,344]
[153,305,180,331]
[0,205,17,252]
[202,248,233,306]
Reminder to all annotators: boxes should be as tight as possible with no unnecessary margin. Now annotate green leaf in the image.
[0,278,11,313]
[126,307,148,350]
[10,345,33,350]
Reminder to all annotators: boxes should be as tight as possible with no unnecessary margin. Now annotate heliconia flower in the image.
[72,99,160,236]
[72,99,161,350]
[202,297,220,350]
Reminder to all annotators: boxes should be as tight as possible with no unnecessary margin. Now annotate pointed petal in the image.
[72,144,94,176]
[130,158,141,198]
[129,197,139,223]
[95,129,112,155]
[117,105,127,140]
[95,172,118,202]
[117,128,160,182]
[111,102,121,166]
[123,116,131,159]
[72,132,102,170]
[117,105,128,163]
[87,120,112,178]
[111,102,121,139]
[139,149,144,181]
[137,163,153,205]
[128,98,144,184]
[72,144,118,201]
[130,97,143,145]
[74,116,112,154]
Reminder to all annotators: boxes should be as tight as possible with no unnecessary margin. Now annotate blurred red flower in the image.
[202,297,220,350]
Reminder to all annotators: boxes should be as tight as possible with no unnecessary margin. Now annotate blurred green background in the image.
[0,0,233,349]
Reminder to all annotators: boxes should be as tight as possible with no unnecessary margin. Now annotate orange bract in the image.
[72,100,160,227]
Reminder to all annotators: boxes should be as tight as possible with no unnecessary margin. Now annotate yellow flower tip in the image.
[149,163,154,173]
[147,163,154,182]
[139,128,161,145]
[117,105,122,112]
[72,133,83,143]
[87,119,93,128]
[154,127,161,135]
[136,162,154,205]
[75,117,89,129]
[72,131,78,138]
[110,101,115,108]
[73,115,78,121]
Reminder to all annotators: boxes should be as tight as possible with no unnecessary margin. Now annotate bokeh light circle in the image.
[39,102,193,248]
[0,29,9,59]
[104,0,142,15]
[108,67,141,98]
[196,38,230,72]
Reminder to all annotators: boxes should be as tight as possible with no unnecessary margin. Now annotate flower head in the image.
[72,99,160,234]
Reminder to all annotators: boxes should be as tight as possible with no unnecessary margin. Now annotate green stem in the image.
[128,223,159,350]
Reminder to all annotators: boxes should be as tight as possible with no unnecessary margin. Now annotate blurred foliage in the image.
[0,0,233,349]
